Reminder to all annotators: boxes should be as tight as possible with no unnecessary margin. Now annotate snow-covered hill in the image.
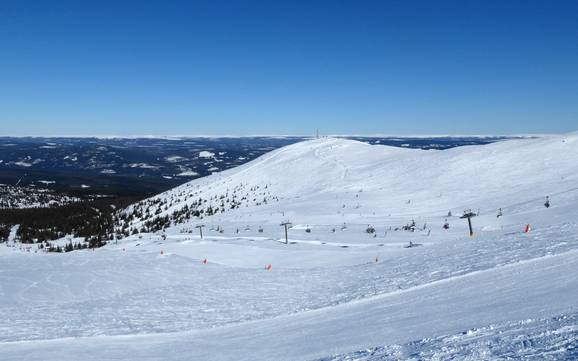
[119,133,578,236]
[2,134,578,360]
[0,185,79,209]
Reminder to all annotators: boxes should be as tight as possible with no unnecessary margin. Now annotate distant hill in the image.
[0,136,512,197]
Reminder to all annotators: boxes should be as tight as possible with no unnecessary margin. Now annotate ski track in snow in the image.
[2,244,578,361]
[2,221,578,344]
[316,314,578,361]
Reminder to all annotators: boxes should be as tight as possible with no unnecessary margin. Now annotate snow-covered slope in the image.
[119,133,578,234]
[0,185,79,209]
[2,134,578,361]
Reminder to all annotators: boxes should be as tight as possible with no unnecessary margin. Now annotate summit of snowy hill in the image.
[117,134,578,236]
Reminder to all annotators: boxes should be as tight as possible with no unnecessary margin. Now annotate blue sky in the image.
[1,0,577,136]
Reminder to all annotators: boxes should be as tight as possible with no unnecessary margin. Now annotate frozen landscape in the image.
[0,136,507,197]
[1,134,578,360]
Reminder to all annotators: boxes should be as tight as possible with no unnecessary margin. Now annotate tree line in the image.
[0,197,141,246]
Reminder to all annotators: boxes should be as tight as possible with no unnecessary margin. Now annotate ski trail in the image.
[2,248,577,361]
[314,143,349,182]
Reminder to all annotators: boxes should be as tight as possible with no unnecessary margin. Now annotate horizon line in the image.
[0,132,561,139]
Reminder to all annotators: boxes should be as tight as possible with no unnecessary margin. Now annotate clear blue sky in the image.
[1,0,577,136]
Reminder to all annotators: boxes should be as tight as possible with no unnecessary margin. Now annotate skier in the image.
[544,196,550,208]
[443,220,450,230]
[497,208,503,218]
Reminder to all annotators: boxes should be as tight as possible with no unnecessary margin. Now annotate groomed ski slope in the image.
[2,248,578,361]
[1,134,578,360]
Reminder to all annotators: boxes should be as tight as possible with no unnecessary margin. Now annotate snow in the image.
[8,225,19,243]
[176,170,199,176]
[129,163,160,169]
[318,314,578,360]
[14,161,32,167]
[199,150,215,158]
[165,155,186,163]
[1,134,578,360]
[0,185,80,208]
